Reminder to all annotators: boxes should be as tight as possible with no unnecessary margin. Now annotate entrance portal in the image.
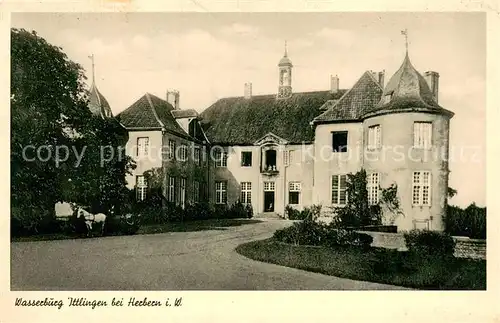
[263,181,275,212]
[264,192,275,212]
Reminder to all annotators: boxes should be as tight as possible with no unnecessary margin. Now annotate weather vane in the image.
[401,29,408,53]
[284,40,288,57]
[88,53,95,84]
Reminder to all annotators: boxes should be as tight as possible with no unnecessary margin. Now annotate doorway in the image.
[264,192,275,212]
[263,181,275,212]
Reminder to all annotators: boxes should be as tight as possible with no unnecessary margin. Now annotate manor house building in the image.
[95,45,453,232]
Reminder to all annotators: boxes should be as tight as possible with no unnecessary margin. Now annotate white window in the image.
[137,137,149,157]
[194,147,200,163]
[215,150,228,167]
[367,125,381,149]
[413,122,432,149]
[367,173,380,205]
[215,181,227,204]
[193,181,200,202]
[412,171,432,206]
[288,181,301,205]
[180,178,186,208]
[283,150,294,166]
[136,175,147,201]
[241,182,252,204]
[168,140,176,159]
[168,176,175,202]
[178,145,188,161]
[264,181,275,192]
[332,175,347,206]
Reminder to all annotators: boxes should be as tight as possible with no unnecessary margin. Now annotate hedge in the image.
[444,204,486,239]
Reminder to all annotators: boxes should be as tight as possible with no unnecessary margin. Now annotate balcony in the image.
[261,164,279,176]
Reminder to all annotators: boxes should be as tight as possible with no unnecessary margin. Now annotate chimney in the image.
[424,71,440,103]
[166,89,180,110]
[330,75,339,93]
[378,70,385,88]
[244,82,252,99]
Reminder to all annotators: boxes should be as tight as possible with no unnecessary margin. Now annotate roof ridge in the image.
[215,89,341,100]
[145,92,165,129]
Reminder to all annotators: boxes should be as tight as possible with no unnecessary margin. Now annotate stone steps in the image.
[254,212,283,220]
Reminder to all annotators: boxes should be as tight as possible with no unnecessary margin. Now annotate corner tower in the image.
[362,32,454,232]
[88,54,113,119]
[277,41,293,99]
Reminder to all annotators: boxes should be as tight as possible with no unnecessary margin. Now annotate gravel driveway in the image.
[11,219,407,290]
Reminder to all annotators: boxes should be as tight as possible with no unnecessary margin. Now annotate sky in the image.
[11,12,486,207]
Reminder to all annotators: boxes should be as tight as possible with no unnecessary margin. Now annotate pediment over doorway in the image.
[253,132,288,146]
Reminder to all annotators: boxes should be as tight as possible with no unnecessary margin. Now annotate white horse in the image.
[77,208,107,237]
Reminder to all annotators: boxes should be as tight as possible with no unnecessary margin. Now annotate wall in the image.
[161,132,209,205]
[358,231,486,260]
[313,122,364,209]
[125,130,163,188]
[362,112,451,231]
[212,143,314,215]
[284,144,314,211]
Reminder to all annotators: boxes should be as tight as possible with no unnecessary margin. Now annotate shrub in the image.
[445,204,486,239]
[184,202,214,221]
[285,204,322,221]
[11,205,60,236]
[404,230,456,257]
[273,220,327,245]
[302,205,322,222]
[323,228,373,249]
[273,221,373,249]
[104,213,141,236]
[245,204,254,219]
[228,201,248,219]
[285,205,301,220]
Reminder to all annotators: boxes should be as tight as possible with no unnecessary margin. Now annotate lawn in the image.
[236,238,486,290]
[11,218,262,242]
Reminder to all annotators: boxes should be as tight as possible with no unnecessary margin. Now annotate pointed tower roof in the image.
[364,52,453,118]
[278,41,293,66]
[88,82,113,118]
[87,54,113,118]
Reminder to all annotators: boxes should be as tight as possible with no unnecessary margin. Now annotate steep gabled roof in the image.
[200,90,347,145]
[117,93,186,135]
[313,71,384,124]
[364,53,454,118]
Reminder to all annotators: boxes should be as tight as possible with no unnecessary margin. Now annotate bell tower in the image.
[277,41,293,99]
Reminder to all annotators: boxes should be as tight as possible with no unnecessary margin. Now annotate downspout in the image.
[283,148,288,219]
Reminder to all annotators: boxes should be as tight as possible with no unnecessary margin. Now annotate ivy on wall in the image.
[332,169,403,228]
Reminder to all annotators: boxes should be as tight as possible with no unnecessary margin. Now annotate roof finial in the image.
[401,29,408,54]
[284,40,288,57]
[88,53,95,84]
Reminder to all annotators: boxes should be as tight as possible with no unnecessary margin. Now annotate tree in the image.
[333,169,402,228]
[11,28,92,232]
[11,28,134,234]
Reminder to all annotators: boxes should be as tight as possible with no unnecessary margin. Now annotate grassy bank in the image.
[236,239,486,290]
[11,218,262,242]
